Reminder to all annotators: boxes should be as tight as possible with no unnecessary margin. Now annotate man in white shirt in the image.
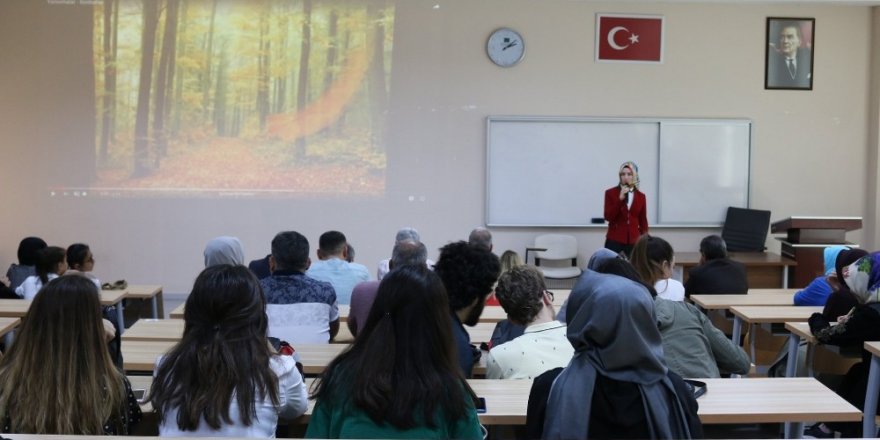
[486,266,573,380]
[306,231,370,305]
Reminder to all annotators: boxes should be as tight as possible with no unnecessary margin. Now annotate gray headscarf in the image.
[556,248,620,322]
[204,236,245,267]
[542,269,693,439]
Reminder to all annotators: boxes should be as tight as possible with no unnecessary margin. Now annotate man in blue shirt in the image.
[434,241,500,378]
[306,231,370,305]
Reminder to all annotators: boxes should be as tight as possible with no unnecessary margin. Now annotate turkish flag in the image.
[597,15,664,62]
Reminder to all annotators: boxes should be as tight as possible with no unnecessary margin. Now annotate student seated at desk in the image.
[150,265,307,437]
[4,236,46,291]
[597,256,750,379]
[0,275,141,435]
[65,243,102,290]
[820,248,868,322]
[486,266,573,379]
[684,235,748,297]
[307,266,482,439]
[15,246,66,300]
[631,235,685,301]
[808,252,880,438]
[526,268,702,439]
[793,245,849,306]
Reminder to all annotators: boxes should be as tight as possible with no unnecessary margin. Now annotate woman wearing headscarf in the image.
[821,248,868,321]
[793,245,850,306]
[203,236,245,267]
[526,269,702,439]
[603,161,648,257]
[807,252,880,438]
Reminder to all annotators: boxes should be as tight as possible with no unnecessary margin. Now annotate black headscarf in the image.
[17,237,47,266]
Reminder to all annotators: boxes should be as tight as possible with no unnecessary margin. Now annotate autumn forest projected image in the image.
[92,0,393,197]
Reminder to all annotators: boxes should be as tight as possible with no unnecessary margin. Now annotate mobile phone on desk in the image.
[476,397,487,413]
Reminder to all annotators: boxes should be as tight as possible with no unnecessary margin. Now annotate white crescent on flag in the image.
[607,26,630,50]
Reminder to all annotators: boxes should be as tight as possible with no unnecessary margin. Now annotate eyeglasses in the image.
[544,290,554,302]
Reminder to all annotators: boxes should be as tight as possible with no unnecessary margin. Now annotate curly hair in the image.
[434,241,500,312]
[495,266,545,325]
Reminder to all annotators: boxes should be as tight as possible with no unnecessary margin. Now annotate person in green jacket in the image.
[306,265,483,439]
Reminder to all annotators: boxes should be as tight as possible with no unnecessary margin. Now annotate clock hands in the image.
[502,40,518,51]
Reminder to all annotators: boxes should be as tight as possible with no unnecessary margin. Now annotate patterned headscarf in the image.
[619,161,640,189]
[843,252,880,304]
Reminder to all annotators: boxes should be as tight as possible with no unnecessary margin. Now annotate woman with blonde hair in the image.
[0,275,141,434]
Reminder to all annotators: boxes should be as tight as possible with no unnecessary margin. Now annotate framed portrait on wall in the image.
[765,17,815,90]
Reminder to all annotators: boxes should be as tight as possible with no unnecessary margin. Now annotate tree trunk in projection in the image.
[213,47,228,136]
[153,0,180,164]
[133,0,159,178]
[172,0,188,135]
[273,10,288,115]
[366,0,387,150]
[201,0,218,123]
[257,5,270,131]
[110,0,119,143]
[98,0,116,166]
[294,0,312,159]
[320,8,338,137]
[335,21,351,135]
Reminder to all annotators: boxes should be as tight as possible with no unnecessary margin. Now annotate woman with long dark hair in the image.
[150,265,307,437]
[306,265,482,439]
[0,275,141,434]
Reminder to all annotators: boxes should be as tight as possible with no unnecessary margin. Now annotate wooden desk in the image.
[123,341,349,375]
[123,376,859,434]
[123,285,164,319]
[862,341,880,437]
[699,377,860,437]
[729,306,823,362]
[783,322,859,383]
[123,339,487,377]
[124,319,495,349]
[0,317,20,348]
[169,302,185,319]
[100,289,128,335]
[676,252,797,288]
[690,291,796,310]
[0,300,31,318]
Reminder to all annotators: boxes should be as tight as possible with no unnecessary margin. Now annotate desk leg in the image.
[732,316,742,346]
[783,266,789,289]
[115,303,125,335]
[785,333,801,377]
[3,330,14,351]
[805,343,815,378]
[863,355,880,438]
[749,324,756,363]
[151,296,159,319]
[785,421,803,439]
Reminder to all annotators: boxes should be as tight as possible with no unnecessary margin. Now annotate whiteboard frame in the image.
[485,116,752,228]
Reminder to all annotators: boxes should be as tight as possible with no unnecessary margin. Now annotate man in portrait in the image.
[767,20,813,89]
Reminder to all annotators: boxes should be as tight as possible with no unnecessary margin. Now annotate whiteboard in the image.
[486,117,751,227]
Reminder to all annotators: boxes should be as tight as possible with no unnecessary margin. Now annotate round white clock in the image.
[486,28,525,67]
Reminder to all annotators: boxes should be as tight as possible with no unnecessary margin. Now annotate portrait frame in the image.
[765,17,815,90]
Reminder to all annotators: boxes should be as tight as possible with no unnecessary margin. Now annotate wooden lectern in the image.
[771,216,862,288]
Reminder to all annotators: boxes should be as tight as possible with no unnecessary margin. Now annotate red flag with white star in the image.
[596,15,664,62]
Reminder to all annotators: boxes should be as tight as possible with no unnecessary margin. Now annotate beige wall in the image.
[0,1,874,292]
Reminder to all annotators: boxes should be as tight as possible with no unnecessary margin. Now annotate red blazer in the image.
[604,186,649,245]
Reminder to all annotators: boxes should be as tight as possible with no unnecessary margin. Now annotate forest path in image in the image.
[94,137,384,196]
